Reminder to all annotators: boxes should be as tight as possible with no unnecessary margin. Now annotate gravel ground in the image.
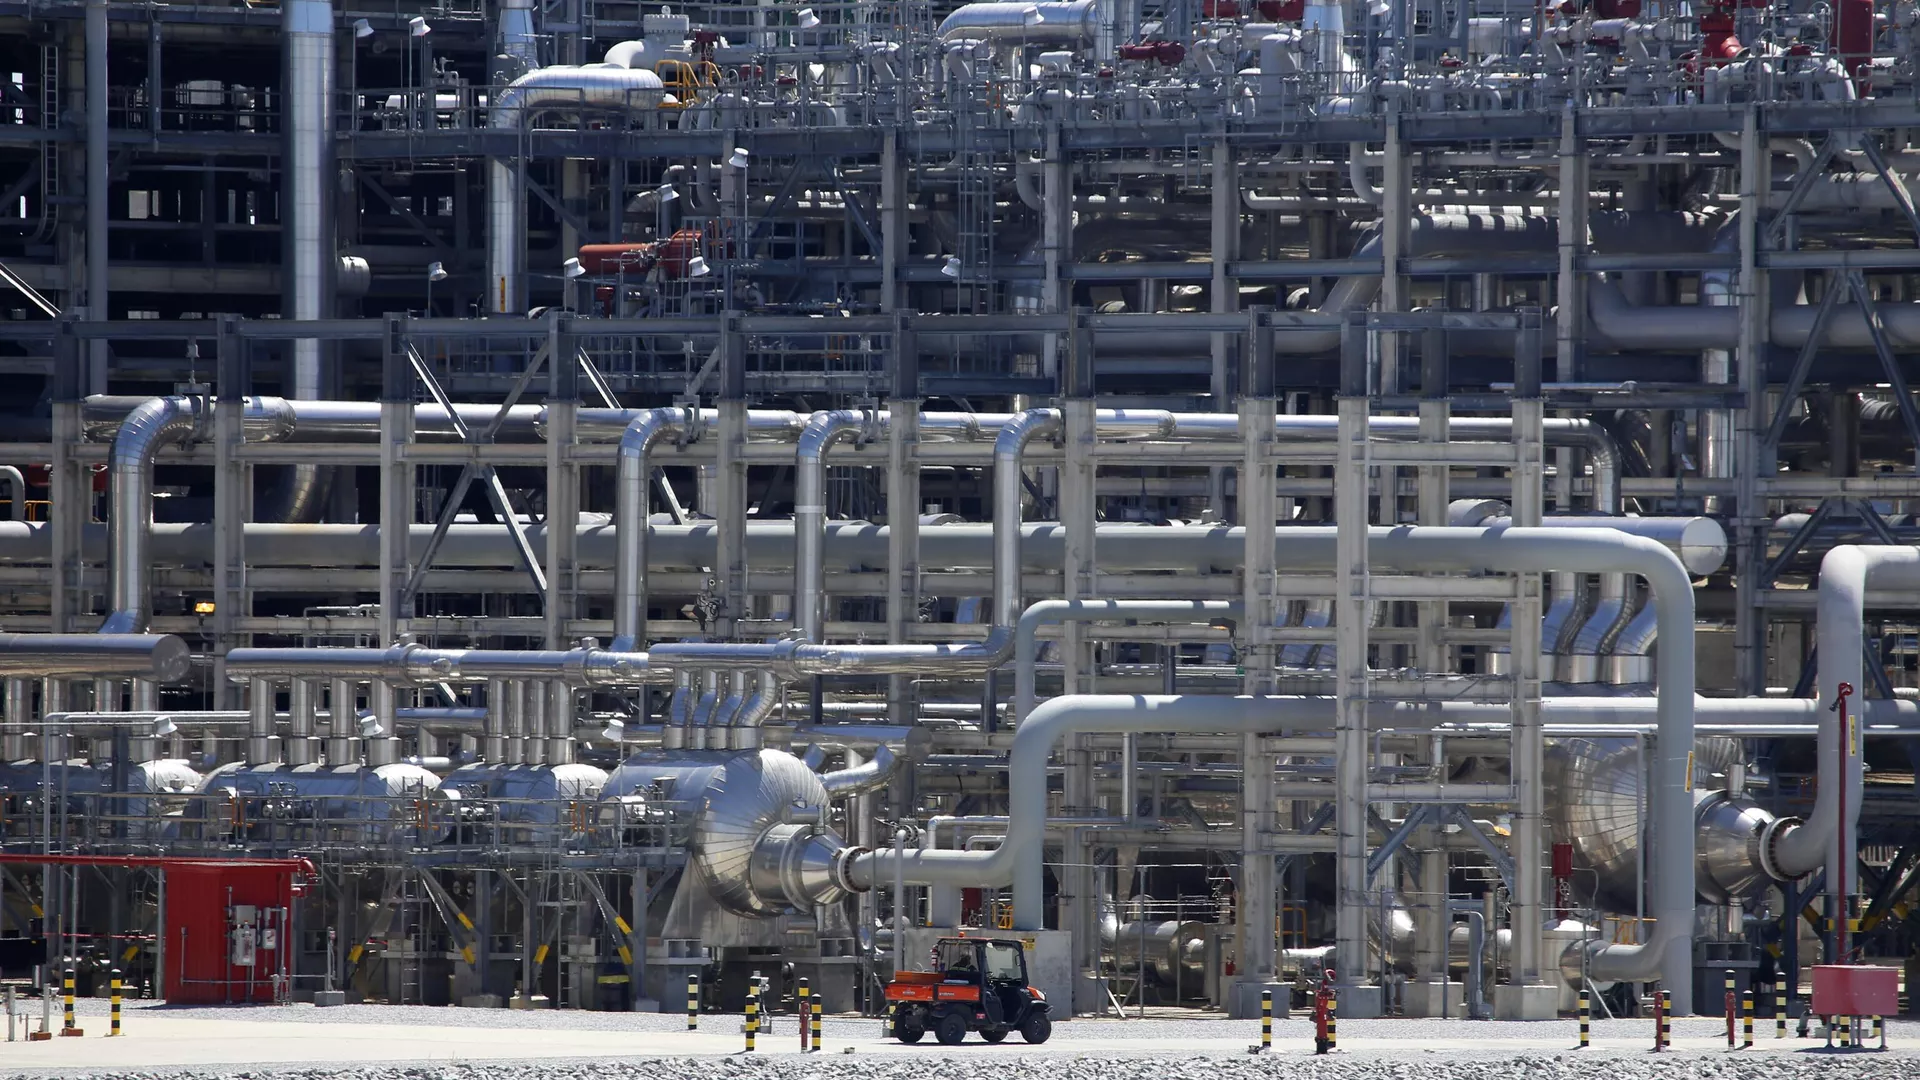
[14,1053,1920,1080]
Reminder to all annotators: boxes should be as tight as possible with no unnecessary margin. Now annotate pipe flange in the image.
[1758,814,1802,884]
[832,844,871,895]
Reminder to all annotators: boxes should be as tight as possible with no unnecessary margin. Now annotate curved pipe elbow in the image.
[819,744,901,797]
[106,397,210,634]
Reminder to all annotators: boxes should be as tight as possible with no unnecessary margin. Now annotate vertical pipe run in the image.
[282,0,334,521]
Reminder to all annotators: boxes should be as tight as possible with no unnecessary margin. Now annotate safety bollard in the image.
[59,968,82,1037]
[1652,989,1670,1052]
[110,969,122,1037]
[1742,989,1753,1047]
[1578,987,1590,1048]
[686,974,699,1030]
[1327,986,1338,1051]
[1876,1015,1886,1050]
[1839,1013,1851,1048]
[798,977,810,1051]
[744,980,759,1053]
[811,997,822,1052]
[1776,987,1787,1039]
[1725,969,1737,1048]
[1261,989,1272,1052]
[5,984,14,1042]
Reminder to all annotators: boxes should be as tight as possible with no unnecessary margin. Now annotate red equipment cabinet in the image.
[0,855,313,1005]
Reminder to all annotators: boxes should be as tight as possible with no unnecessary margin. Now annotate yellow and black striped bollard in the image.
[1659,990,1672,1051]
[1742,989,1753,1047]
[1725,970,1737,1048]
[811,997,823,1052]
[798,977,810,1051]
[1839,1013,1851,1048]
[686,974,699,1030]
[1776,987,1787,1039]
[744,981,759,1052]
[1578,987,1590,1048]
[59,968,82,1037]
[1260,989,1272,1052]
[1327,989,1338,1051]
[109,968,122,1037]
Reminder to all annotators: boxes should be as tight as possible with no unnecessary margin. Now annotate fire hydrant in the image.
[1313,969,1335,1054]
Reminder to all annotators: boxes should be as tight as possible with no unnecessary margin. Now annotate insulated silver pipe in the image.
[936,0,1099,43]
[487,67,665,312]
[102,397,206,634]
[819,743,900,795]
[611,407,806,649]
[1768,546,1920,900]
[282,0,334,522]
[795,410,872,641]
[222,643,667,688]
[1014,599,1237,721]
[0,634,190,680]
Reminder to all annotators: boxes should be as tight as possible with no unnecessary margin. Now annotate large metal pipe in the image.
[223,643,668,687]
[612,407,806,650]
[281,0,335,523]
[0,634,190,680]
[102,397,207,634]
[487,67,665,313]
[1767,546,1920,903]
[936,0,1100,44]
[1014,599,1236,721]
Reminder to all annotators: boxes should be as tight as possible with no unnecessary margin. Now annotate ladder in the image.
[396,870,425,1005]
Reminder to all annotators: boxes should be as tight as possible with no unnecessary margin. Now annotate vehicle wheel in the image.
[892,1008,925,1044]
[1019,1012,1052,1045]
[981,1027,1009,1043]
[934,1011,969,1045]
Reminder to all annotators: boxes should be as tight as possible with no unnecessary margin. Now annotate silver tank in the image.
[604,748,858,915]
[198,762,450,845]
[0,758,202,840]
[1544,736,1783,910]
[442,762,607,843]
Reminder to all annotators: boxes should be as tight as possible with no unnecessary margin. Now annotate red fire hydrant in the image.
[1313,969,1335,1054]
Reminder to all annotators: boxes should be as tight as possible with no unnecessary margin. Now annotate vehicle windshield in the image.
[983,942,1024,982]
[936,941,976,972]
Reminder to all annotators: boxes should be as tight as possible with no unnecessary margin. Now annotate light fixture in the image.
[1367,0,1390,14]
[601,719,625,743]
[942,255,962,278]
[657,181,680,203]
[409,15,430,37]
[152,716,178,738]
[427,261,448,282]
[797,6,820,28]
[726,146,750,170]
[192,600,216,615]
[684,255,712,278]
[353,17,374,38]
[359,715,386,739]
[1022,5,1043,25]
[563,257,586,279]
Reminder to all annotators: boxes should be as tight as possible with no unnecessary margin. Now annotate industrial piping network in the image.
[3,390,1899,1018]
[12,0,1920,1025]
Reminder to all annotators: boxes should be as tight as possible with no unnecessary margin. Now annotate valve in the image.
[1312,968,1335,1054]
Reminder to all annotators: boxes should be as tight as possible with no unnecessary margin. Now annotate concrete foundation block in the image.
[459,994,503,1009]
[311,990,346,1008]
[1336,984,1384,1019]
[1228,980,1291,1019]
[1401,979,1463,1017]
[1493,982,1561,1020]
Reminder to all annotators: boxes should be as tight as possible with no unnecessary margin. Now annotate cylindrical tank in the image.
[198,762,449,845]
[1101,916,1209,986]
[604,748,857,915]
[441,762,607,843]
[0,759,201,841]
